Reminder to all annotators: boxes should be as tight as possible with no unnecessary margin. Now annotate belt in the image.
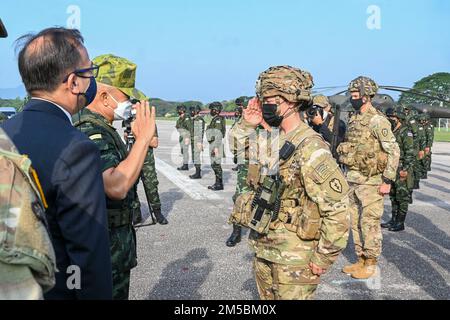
[108,208,133,229]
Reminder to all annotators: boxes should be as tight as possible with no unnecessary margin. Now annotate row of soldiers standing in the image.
[382,105,434,232]
[175,102,226,190]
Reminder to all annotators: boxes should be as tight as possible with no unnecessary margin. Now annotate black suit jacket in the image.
[1,99,112,300]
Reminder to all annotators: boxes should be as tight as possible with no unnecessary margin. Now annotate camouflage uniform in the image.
[383,107,416,232]
[230,66,350,300]
[73,54,149,300]
[189,107,206,166]
[422,114,434,176]
[0,128,56,299]
[176,106,191,169]
[141,144,167,225]
[206,102,226,190]
[337,76,400,279]
[415,115,427,185]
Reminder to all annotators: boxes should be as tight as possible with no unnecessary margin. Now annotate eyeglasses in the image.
[63,64,99,83]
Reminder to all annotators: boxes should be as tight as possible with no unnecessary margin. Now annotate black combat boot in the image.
[226,224,242,247]
[389,211,406,232]
[153,207,168,225]
[208,177,224,191]
[382,203,397,228]
[177,164,189,171]
[189,165,202,179]
[381,217,395,229]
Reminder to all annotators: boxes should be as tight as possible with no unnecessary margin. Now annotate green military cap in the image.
[93,54,148,101]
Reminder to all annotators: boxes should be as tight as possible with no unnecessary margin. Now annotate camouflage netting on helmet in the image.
[348,76,379,97]
[255,66,314,103]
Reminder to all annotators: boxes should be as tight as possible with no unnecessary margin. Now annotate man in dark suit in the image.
[1,27,112,299]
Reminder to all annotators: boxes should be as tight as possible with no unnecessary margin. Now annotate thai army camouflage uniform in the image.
[0,128,56,299]
[402,106,423,190]
[421,114,434,176]
[141,126,167,225]
[230,66,350,300]
[415,113,427,187]
[189,106,205,172]
[176,105,191,169]
[337,76,399,279]
[73,54,148,300]
[206,102,226,190]
[383,107,416,232]
[226,99,256,247]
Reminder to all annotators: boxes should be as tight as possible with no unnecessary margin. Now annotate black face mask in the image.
[350,98,364,112]
[262,104,284,127]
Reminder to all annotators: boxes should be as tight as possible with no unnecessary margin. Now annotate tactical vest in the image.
[74,114,140,229]
[338,109,388,177]
[0,133,56,294]
[232,126,323,240]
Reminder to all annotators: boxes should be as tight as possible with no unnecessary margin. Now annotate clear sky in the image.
[1,0,449,102]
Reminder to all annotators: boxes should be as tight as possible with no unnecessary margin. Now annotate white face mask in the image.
[108,93,133,120]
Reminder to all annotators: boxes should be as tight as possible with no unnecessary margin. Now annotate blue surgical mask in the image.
[79,76,97,107]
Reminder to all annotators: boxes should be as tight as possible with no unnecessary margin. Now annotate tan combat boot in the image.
[342,257,365,275]
[351,258,378,279]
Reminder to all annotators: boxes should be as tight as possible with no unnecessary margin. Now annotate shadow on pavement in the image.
[148,248,213,300]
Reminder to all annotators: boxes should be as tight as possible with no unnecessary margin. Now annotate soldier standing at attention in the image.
[230,66,350,300]
[337,76,400,279]
[141,130,168,225]
[206,102,226,191]
[73,54,156,299]
[231,98,245,172]
[189,105,206,179]
[381,107,416,232]
[176,105,191,171]
[422,113,434,178]
[226,97,254,247]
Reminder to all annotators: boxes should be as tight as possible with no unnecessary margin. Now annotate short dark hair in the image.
[15,27,85,94]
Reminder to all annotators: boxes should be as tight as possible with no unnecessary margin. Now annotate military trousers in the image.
[110,224,137,300]
[191,139,202,166]
[209,144,223,180]
[232,163,250,204]
[348,183,384,259]
[179,136,190,165]
[253,257,319,300]
[141,148,161,211]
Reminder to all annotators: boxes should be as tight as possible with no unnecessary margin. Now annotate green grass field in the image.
[434,129,450,142]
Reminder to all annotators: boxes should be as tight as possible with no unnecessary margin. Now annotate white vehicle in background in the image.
[0,107,17,119]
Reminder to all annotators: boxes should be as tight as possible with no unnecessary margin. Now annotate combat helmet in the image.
[255,66,314,108]
[235,96,250,108]
[348,76,379,97]
[312,95,332,109]
[177,105,187,113]
[209,101,223,112]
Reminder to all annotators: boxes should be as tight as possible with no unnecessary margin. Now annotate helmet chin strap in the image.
[275,96,297,122]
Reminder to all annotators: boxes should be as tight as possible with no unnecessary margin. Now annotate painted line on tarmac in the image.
[155,157,223,201]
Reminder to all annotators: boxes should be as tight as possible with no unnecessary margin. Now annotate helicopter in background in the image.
[323,85,450,124]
